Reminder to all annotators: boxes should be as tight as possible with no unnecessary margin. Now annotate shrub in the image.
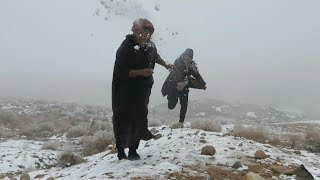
[233,125,268,143]
[57,151,84,167]
[82,130,114,156]
[191,119,221,132]
[149,118,162,127]
[66,125,88,138]
[41,140,62,150]
[304,128,320,152]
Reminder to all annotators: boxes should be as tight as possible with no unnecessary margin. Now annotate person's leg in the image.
[178,89,189,123]
[128,140,140,161]
[167,92,179,110]
[115,137,127,160]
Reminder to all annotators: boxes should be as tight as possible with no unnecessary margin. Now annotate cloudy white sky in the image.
[0,0,319,118]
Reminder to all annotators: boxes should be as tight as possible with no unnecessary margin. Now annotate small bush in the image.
[149,118,162,127]
[304,128,320,152]
[287,134,303,149]
[39,122,55,132]
[233,125,268,143]
[19,125,41,140]
[57,151,84,167]
[66,125,88,138]
[268,135,282,146]
[90,120,113,132]
[0,128,11,138]
[191,119,221,132]
[41,140,62,150]
[0,110,18,124]
[82,130,114,156]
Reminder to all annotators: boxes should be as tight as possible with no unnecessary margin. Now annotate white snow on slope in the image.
[1,126,318,179]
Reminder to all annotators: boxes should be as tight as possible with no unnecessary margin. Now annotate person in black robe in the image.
[161,49,207,127]
[112,18,173,160]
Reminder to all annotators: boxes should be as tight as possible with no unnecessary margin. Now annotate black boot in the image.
[128,148,140,161]
[117,147,127,160]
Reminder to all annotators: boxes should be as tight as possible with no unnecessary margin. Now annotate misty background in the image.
[0,0,319,118]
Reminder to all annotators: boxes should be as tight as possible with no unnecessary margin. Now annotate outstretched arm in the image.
[155,56,174,71]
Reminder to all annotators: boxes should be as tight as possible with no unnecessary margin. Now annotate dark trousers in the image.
[167,88,189,123]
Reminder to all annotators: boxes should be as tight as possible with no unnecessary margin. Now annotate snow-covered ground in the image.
[1,126,319,179]
[0,140,57,173]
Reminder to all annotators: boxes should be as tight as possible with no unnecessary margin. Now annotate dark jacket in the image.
[161,52,206,97]
[112,34,159,148]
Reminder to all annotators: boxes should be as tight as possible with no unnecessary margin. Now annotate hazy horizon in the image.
[0,0,319,118]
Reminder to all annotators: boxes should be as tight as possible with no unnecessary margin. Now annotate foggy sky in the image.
[0,0,319,118]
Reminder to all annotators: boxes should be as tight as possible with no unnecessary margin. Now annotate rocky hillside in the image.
[151,99,307,124]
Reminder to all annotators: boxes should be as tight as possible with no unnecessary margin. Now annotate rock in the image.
[254,150,268,159]
[171,123,183,129]
[6,173,14,179]
[47,177,55,180]
[241,172,265,180]
[271,165,293,174]
[232,161,243,169]
[150,128,159,134]
[34,174,47,179]
[200,137,205,140]
[0,174,6,179]
[229,147,236,150]
[154,134,163,140]
[294,150,302,155]
[201,145,216,156]
[194,130,200,135]
[200,140,207,143]
[201,133,206,136]
[20,172,31,180]
[239,143,243,147]
[287,164,314,179]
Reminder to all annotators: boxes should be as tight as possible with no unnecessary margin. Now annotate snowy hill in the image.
[1,126,320,179]
[151,98,307,124]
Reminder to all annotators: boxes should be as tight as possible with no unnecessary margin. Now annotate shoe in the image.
[179,122,184,128]
[128,149,141,161]
[117,148,127,160]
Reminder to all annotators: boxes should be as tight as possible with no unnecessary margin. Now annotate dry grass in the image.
[82,130,114,156]
[287,134,303,149]
[304,127,320,152]
[233,125,268,143]
[57,151,84,167]
[268,135,282,146]
[41,140,62,150]
[20,124,51,140]
[148,118,162,127]
[191,119,221,132]
[66,124,89,138]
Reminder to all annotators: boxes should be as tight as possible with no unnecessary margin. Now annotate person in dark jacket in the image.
[161,48,206,127]
[112,18,173,161]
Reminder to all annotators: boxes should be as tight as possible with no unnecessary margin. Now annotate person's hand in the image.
[177,82,185,91]
[165,63,174,71]
[203,85,207,90]
[140,68,154,77]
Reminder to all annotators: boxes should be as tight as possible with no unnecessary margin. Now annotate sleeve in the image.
[189,68,206,88]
